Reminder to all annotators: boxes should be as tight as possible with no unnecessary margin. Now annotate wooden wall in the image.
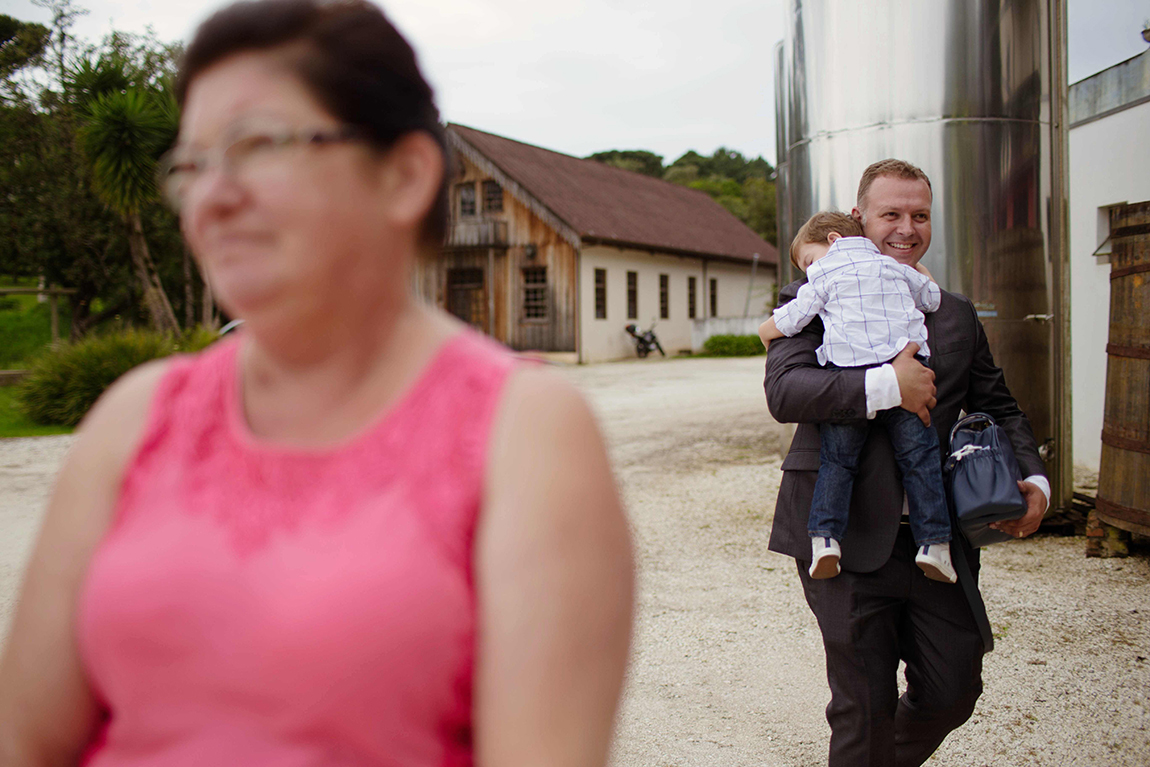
[415,155,577,352]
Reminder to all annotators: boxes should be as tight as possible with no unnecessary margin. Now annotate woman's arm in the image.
[0,361,168,767]
[474,367,633,767]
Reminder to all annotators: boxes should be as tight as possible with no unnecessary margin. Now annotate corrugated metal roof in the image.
[447,124,779,265]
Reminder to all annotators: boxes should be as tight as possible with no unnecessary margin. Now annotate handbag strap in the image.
[948,412,998,449]
[949,524,994,651]
[945,478,995,651]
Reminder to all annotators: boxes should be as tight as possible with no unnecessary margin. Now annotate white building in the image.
[415,125,779,363]
[1069,46,1150,473]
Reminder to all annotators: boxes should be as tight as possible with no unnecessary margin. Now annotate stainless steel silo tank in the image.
[774,0,1071,509]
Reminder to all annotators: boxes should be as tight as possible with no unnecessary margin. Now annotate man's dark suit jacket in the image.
[764,281,1046,649]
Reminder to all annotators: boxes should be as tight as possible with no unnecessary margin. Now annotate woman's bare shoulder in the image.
[51,356,175,534]
[482,362,626,543]
[488,364,605,464]
[75,358,173,469]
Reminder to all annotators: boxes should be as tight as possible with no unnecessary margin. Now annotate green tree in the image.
[586,149,664,178]
[0,3,195,338]
[662,163,699,185]
[744,176,778,246]
[666,147,773,184]
[78,82,180,332]
[662,147,778,245]
[0,15,50,79]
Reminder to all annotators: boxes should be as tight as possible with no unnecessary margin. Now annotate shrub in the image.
[180,325,224,354]
[702,333,765,357]
[17,326,220,426]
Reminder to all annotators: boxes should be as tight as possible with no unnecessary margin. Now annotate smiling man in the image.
[764,159,1050,766]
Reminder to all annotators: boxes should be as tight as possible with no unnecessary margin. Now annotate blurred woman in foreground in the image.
[0,1,634,764]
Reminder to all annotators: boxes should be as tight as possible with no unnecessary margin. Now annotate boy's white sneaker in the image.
[809,537,841,579]
[916,543,957,584]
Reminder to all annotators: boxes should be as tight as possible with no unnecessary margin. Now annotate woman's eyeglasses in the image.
[157,124,366,213]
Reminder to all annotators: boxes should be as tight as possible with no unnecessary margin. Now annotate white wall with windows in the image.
[578,245,775,363]
[1068,54,1150,472]
[703,259,775,319]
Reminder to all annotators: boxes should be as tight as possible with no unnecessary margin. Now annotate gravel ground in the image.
[558,356,1150,767]
[1,355,1148,766]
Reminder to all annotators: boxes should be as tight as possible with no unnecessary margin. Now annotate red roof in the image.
[447,124,778,265]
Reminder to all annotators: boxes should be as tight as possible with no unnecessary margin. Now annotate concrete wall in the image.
[703,259,776,319]
[1068,49,1150,472]
[578,245,775,363]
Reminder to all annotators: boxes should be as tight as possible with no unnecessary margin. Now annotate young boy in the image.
[760,211,956,583]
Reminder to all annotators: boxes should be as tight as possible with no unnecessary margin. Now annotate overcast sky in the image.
[6,0,1148,165]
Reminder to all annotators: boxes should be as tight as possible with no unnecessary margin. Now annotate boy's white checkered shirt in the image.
[772,236,941,367]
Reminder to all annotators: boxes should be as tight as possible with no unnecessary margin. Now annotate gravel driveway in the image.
[1,355,1147,765]
[559,356,1150,767]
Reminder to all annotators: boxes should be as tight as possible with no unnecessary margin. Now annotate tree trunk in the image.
[126,212,180,333]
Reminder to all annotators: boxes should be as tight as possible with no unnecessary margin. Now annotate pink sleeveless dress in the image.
[77,329,517,766]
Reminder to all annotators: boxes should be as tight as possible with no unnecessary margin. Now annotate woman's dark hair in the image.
[176,0,449,247]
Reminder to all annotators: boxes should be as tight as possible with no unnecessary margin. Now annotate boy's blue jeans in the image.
[808,405,951,548]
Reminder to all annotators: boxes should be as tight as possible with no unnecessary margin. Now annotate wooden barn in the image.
[414,124,779,363]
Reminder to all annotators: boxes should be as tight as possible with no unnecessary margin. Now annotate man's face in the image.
[852,175,932,266]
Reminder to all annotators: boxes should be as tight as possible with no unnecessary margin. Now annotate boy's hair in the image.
[856,159,932,213]
[789,211,864,270]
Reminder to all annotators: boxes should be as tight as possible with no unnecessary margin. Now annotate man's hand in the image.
[990,481,1047,539]
[892,342,936,426]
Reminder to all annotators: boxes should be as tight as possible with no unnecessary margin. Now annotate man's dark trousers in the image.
[797,525,984,766]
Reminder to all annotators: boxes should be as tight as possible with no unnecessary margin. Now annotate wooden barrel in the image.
[1097,200,1150,536]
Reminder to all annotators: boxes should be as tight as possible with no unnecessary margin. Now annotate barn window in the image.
[523,266,548,321]
[456,182,476,217]
[688,276,697,319]
[659,274,669,319]
[595,269,607,319]
[483,180,503,213]
[709,278,718,317]
[627,271,638,320]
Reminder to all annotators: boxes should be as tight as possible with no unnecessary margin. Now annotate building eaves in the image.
[1070,48,1150,129]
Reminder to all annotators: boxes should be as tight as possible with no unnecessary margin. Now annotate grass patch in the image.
[0,386,73,438]
[0,288,73,369]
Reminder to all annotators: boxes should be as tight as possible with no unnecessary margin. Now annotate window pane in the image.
[709,278,717,317]
[595,268,607,320]
[457,183,476,217]
[523,266,548,320]
[688,276,697,319]
[483,180,503,213]
[659,274,669,320]
[627,271,637,320]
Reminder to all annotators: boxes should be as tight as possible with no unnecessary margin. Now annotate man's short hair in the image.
[789,211,863,271]
[856,159,933,213]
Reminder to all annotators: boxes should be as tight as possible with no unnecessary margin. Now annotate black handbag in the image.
[943,412,1027,548]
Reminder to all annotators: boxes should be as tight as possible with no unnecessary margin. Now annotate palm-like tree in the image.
[75,61,180,333]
